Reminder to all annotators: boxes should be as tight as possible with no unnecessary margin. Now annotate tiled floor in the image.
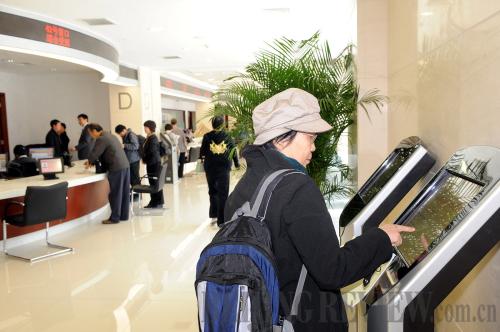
[0,172,222,332]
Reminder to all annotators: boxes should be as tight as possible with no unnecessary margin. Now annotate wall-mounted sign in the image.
[118,92,132,110]
[160,77,213,98]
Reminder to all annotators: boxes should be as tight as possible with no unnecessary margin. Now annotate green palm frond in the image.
[208,32,386,199]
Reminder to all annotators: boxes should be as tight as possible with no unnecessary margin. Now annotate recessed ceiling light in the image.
[81,18,116,26]
[163,56,182,60]
[6,59,15,63]
[147,26,164,32]
[263,8,290,13]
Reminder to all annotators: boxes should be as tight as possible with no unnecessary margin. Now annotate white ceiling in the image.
[0,49,91,74]
[0,0,357,86]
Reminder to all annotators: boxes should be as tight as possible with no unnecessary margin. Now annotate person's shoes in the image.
[102,219,119,224]
[144,204,164,209]
[144,203,156,208]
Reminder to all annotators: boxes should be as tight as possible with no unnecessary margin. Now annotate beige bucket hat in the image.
[252,88,333,145]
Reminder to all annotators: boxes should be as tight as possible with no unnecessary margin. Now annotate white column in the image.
[138,67,162,134]
[356,0,389,185]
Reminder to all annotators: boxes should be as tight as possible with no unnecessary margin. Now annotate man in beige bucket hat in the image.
[253,88,333,146]
[224,88,413,331]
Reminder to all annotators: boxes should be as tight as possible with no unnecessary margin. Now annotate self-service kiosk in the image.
[160,132,179,184]
[339,137,435,240]
[364,146,500,331]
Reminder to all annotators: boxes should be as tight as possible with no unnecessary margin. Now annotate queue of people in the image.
[6,113,170,225]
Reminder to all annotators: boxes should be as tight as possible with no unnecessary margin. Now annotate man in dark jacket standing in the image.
[74,113,94,160]
[45,119,63,157]
[115,124,141,188]
[142,120,164,208]
[200,116,239,226]
[224,88,414,332]
[85,123,130,224]
[60,123,70,154]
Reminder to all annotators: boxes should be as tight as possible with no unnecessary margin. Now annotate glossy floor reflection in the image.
[0,172,222,332]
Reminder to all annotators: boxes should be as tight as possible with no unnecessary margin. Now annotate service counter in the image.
[0,161,109,239]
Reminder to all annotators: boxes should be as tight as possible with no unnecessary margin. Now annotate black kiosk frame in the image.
[339,136,435,240]
[365,146,500,332]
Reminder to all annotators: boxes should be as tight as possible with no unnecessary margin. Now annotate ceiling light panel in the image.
[81,18,115,26]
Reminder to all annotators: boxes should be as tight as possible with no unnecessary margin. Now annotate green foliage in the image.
[210,32,385,201]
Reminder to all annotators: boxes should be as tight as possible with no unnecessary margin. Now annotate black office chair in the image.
[7,160,38,178]
[3,182,73,262]
[131,163,168,214]
[187,146,201,163]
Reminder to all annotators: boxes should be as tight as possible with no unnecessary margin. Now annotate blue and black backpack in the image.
[195,169,308,332]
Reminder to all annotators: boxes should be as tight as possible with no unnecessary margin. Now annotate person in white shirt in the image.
[170,118,188,178]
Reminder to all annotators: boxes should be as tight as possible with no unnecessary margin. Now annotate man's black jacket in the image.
[76,124,94,160]
[45,129,63,157]
[142,134,161,166]
[200,130,239,171]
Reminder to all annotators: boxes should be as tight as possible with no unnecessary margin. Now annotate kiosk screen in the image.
[359,148,414,202]
[396,172,483,267]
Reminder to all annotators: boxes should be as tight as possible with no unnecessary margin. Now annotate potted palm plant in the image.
[210,32,384,200]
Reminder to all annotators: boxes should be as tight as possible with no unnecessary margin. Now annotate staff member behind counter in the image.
[85,123,130,224]
[6,145,38,177]
[225,88,414,332]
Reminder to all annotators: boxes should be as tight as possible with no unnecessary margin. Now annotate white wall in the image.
[0,71,110,157]
[161,95,197,112]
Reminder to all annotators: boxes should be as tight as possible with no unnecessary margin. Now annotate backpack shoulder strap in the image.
[276,265,308,331]
[249,169,301,219]
[230,169,302,221]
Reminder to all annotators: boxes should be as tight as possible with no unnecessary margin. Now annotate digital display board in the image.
[0,11,118,63]
[44,24,71,47]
